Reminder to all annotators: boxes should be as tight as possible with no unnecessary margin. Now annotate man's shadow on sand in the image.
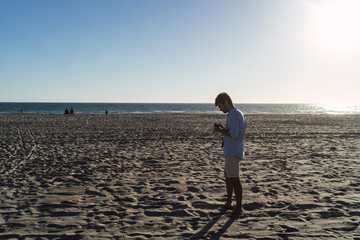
[189,213,239,240]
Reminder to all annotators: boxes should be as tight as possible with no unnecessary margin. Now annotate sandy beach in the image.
[0,113,359,239]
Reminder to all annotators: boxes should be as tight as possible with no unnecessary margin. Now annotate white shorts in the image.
[224,155,241,178]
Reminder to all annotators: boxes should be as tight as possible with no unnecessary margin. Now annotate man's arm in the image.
[213,125,231,137]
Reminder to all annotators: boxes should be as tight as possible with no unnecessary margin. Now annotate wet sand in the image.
[0,113,359,239]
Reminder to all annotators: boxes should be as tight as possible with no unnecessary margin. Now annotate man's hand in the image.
[213,123,225,133]
[213,123,231,137]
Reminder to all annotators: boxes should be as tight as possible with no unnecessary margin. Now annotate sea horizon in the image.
[1,102,359,115]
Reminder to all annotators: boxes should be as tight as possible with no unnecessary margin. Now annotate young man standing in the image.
[213,92,247,214]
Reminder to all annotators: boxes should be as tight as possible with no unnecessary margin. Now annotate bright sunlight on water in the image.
[317,104,360,114]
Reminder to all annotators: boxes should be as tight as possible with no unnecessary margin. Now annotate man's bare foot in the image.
[232,207,243,215]
[224,203,235,210]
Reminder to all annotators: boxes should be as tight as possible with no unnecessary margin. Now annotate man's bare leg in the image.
[225,178,234,208]
[230,177,242,213]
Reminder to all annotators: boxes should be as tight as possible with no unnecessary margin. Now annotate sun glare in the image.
[310,0,360,55]
[318,103,360,114]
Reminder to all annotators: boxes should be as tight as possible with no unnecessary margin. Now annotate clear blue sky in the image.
[1,0,359,103]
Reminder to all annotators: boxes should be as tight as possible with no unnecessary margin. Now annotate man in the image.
[213,92,247,214]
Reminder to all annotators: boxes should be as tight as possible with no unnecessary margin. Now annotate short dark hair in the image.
[215,92,233,107]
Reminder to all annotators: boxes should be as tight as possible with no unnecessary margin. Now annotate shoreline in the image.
[1,114,359,239]
[2,103,359,115]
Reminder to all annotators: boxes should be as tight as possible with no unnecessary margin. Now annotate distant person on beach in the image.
[70,108,75,114]
[105,109,108,115]
[213,92,247,214]
[64,108,70,114]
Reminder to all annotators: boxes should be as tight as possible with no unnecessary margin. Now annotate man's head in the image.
[215,92,234,113]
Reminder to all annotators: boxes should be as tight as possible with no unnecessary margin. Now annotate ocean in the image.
[0,102,359,115]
